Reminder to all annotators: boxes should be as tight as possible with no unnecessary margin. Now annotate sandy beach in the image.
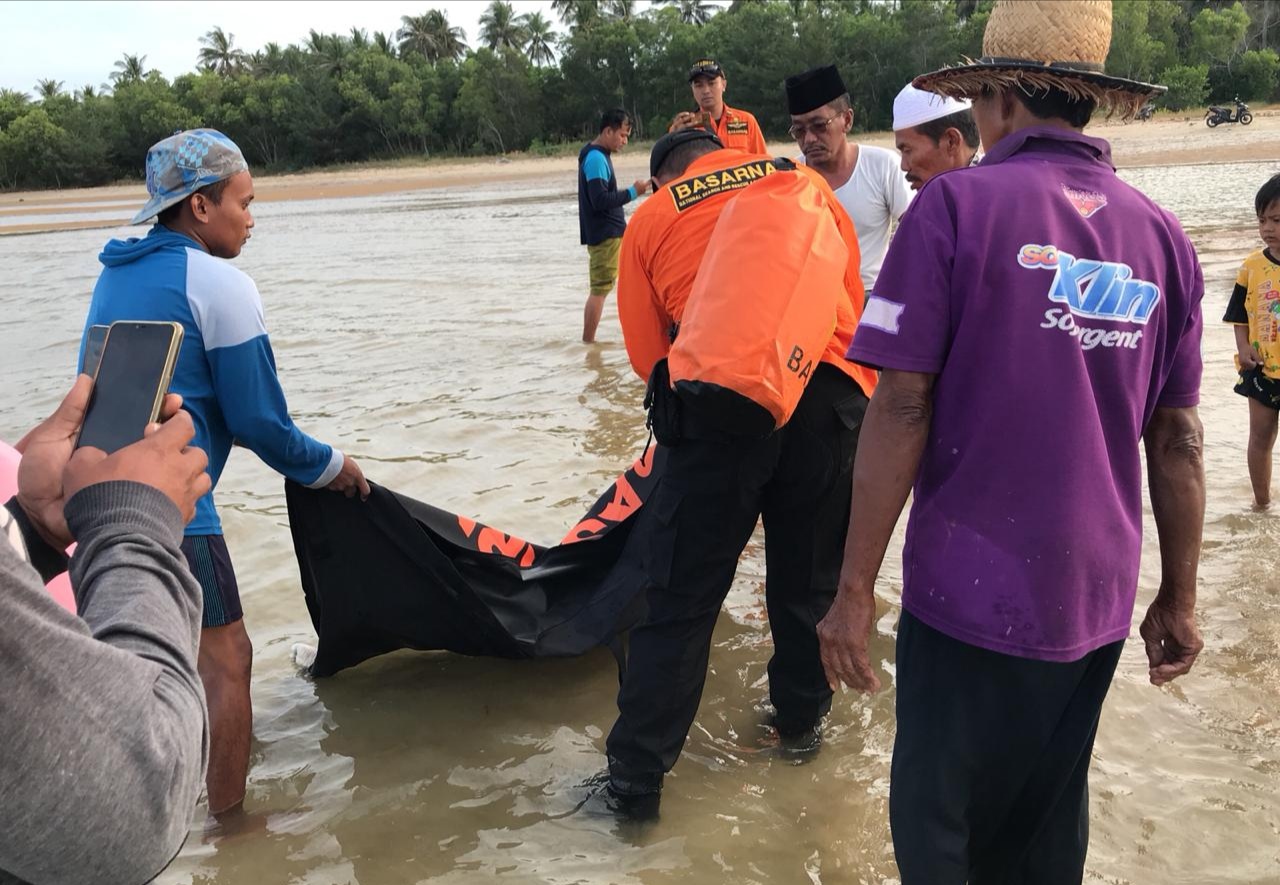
[2,109,1276,236]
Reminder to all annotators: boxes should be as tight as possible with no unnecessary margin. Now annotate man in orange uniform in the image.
[669,59,768,154]
[605,128,876,813]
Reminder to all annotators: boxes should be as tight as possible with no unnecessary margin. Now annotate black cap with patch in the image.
[687,58,724,81]
[785,64,847,115]
[650,128,724,179]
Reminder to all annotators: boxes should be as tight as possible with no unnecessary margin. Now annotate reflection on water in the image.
[1,163,1278,884]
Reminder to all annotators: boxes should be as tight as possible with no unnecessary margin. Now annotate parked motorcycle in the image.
[1205,99,1253,127]
[1136,101,1156,122]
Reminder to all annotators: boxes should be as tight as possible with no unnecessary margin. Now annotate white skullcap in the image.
[892,84,972,131]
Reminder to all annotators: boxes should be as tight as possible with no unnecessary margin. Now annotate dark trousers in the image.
[607,363,867,781]
[890,611,1124,885]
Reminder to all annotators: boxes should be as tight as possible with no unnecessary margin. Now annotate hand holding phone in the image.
[64,408,211,525]
[81,324,109,377]
[76,322,184,455]
[14,375,186,547]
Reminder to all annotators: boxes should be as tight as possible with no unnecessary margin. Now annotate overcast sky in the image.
[0,0,588,94]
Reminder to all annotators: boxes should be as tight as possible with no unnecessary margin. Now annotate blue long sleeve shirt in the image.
[577,143,636,246]
[80,226,342,536]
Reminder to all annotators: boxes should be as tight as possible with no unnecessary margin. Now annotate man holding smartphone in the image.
[3,377,209,883]
[78,128,369,815]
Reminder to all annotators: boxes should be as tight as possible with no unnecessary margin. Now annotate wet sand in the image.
[3,109,1276,236]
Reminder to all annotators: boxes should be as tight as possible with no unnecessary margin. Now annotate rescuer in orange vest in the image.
[668,59,768,154]
[604,128,875,815]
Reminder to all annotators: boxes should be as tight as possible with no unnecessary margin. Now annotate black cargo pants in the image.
[606,362,867,783]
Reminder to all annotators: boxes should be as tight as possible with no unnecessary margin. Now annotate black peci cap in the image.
[785,64,848,115]
[650,128,723,179]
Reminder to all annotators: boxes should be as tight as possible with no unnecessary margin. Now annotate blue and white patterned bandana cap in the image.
[132,128,248,225]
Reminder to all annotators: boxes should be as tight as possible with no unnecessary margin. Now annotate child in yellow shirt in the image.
[1223,173,1280,508]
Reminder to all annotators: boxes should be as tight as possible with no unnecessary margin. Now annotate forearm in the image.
[241,421,341,488]
[1234,323,1251,351]
[0,482,206,883]
[1144,407,1206,611]
[836,370,934,601]
[587,180,633,212]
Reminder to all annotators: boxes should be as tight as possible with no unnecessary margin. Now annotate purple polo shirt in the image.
[850,127,1203,662]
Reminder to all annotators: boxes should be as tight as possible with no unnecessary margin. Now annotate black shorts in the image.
[1234,366,1280,410]
[181,534,243,628]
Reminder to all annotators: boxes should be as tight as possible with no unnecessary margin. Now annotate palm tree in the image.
[305,29,328,54]
[522,12,557,66]
[254,42,289,76]
[35,79,65,101]
[604,0,637,21]
[552,0,600,32]
[373,31,396,55]
[306,31,352,77]
[658,0,717,25]
[75,83,101,100]
[110,53,149,85]
[350,27,369,49]
[479,1,527,51]
[397,10,468,63]
[198,26,247,76]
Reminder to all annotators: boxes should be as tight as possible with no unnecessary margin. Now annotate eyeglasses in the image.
[788,113,844,140]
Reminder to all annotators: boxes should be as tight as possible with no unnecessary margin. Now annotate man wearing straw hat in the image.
[816,1,1206,881]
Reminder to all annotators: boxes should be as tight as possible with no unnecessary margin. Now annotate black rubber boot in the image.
[773,714,823,755]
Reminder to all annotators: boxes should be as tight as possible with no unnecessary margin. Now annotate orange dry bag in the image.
[668,166,845,435]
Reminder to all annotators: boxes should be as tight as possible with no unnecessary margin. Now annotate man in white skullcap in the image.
[892,83,980,190]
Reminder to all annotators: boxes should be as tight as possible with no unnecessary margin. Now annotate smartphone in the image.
[76,321,184,454]
[80,324,109,377]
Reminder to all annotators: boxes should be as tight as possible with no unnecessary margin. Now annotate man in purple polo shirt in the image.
[816,2,1206,882]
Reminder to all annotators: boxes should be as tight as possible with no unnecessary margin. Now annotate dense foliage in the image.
[2,0,1278,190]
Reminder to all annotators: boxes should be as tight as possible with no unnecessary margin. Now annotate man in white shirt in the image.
[786,65,914,292]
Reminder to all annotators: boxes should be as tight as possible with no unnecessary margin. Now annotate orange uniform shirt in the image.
[673,104,769,154]
[617,148,877,400]
[711,104,768,154]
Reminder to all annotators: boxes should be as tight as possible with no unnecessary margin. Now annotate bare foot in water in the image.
[202,803,270,841]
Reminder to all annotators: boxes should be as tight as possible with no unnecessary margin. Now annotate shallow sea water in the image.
[0,161,1277,884]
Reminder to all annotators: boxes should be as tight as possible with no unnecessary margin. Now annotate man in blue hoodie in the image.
[578,109,651,343]
[80,129,369,815]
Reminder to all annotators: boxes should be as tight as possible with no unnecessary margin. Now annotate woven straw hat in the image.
[913,0,1164,118]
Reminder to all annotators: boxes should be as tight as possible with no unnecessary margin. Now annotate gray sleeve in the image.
[0,481,207,885]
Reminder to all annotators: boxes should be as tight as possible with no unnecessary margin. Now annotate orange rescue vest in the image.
[668,165,846,432]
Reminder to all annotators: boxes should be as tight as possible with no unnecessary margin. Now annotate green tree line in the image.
[2,0,1278,191]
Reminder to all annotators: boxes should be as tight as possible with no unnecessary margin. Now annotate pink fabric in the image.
[1,440,76,613]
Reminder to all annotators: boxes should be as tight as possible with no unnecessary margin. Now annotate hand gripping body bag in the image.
[668,167,845,436]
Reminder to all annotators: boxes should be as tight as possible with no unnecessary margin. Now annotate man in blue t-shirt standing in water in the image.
[80,129,369,816]
[577,109,651,343]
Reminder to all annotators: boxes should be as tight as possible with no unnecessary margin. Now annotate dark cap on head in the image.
[650,128,723,179]
[785,65,847,115]
[688,58,724,81]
